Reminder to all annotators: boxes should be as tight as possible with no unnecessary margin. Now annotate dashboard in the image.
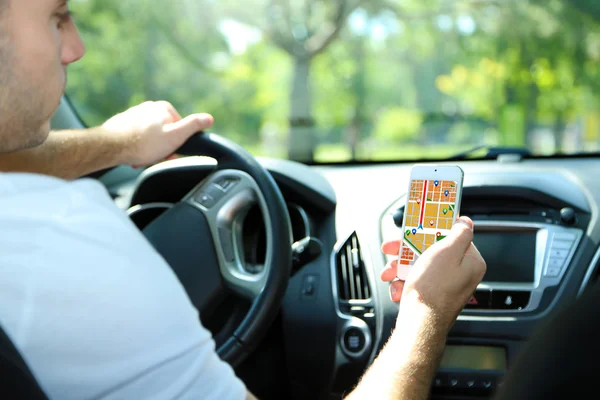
[111,155,600,399]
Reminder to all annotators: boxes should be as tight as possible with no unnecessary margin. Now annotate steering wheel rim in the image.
[142,132,293,367]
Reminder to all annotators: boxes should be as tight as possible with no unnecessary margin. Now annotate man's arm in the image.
[0,101,213,180]
[0,128,122,180]
[345,304,449,400]
[346,217,486,399]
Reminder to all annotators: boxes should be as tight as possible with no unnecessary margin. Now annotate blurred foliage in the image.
[67,0,600,162]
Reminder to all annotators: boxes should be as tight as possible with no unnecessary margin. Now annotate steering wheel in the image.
[141,132,293,367]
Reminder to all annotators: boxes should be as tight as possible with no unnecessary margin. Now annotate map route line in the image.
[417,180,428,229]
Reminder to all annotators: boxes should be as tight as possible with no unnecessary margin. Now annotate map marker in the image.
[412,228,417,235]
[444,190,449,196]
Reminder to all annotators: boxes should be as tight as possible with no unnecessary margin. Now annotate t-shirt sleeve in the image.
[0,175,246,400]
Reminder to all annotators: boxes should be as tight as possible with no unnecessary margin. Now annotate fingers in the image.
[380,259,398,282]
[165,113,214,141]
[381,240,401,256]
[389,280,405,302]
[462,242,487,283]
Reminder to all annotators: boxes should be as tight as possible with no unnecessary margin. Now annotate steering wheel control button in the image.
[545,267,561,277]
[465,289,491,309]
[205,184,226,201]
[216,178,239,192]
[491,290,531,310]
[194,193,216,208]
[343,328,366,354]
[193,184,227,209]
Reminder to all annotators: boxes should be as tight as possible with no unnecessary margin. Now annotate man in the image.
[0,0,486,399]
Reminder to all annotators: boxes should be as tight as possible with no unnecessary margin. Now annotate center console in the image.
[466,221,582,313]
[378,184,591,398]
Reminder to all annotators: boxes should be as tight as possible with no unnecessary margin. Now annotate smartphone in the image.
[397,165,464,280]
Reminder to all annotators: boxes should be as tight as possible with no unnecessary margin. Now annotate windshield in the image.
[66,0,600,163]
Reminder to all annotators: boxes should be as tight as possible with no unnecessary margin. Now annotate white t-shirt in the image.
[0,173,247,400]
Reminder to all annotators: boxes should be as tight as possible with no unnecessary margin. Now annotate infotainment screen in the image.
[473,231,536,283]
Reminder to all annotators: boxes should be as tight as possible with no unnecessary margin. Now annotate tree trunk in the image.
[348,36,366,160]
[287,57,315,162]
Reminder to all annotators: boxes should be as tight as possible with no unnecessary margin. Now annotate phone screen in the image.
[402,179,458,259]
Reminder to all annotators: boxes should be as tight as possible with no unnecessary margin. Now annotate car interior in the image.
[3,0,600,399]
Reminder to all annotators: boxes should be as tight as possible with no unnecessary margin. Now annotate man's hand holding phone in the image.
[344,217,486,400]
[381,216,486,330]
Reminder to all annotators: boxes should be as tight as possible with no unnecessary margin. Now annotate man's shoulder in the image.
[0,172,140,257]
[0,172,114,218]
[0,172,109,198]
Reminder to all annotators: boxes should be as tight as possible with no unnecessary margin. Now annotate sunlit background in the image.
[67,0,600,163]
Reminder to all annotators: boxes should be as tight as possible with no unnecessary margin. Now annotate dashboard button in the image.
[552,239,573,250]
[466,377,477,389]
[448,375,461,388]
[545,267,560,277]
[433,374,447,389]
[477,376,496,390]
[343,328,366,354]
[554,232,577,241]
[491,290,531,310]
[548,257,566,269]
[465,289,491,309]
[549,249,569,258]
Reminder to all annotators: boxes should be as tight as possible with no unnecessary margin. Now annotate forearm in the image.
[345,303,450,400]
[0,128,122,180]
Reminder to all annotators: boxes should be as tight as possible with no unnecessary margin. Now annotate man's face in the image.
[0,0,85,154]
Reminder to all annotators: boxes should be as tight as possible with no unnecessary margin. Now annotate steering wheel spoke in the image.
[183,170,273,300]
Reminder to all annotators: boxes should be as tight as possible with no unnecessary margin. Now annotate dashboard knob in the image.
[560,207,577,225]
[392,208,404,228]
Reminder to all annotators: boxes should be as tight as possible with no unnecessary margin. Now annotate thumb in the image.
[441,216,474,256]
[165,113,214,141]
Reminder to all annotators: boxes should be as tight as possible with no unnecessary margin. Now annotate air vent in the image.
[335,232,371,301]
